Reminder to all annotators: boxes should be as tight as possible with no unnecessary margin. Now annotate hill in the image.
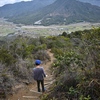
[34,0,100,25]
[78,0,100,7]
[0,0,55,19]
[0,0,100,25]
[0,27,100,99]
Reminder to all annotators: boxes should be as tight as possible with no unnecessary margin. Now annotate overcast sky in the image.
[0,0,32,7]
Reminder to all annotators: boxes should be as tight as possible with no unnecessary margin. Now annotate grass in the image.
[0,26,15,36]
[0,19,16,36]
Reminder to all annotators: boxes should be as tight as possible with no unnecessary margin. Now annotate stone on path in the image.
[23,96,38,99]
[30,90,42,94]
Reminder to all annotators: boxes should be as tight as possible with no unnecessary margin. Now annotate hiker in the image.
[33,60,46,92]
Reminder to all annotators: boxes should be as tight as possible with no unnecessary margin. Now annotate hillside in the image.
[36,0,100,25]
[8,49,55,100]
[0,0,55,18]
[0,27,100,100]
[78,0,100,7]
[0,0,100,25]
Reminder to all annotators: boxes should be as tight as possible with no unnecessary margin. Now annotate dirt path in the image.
[8,49,55,100]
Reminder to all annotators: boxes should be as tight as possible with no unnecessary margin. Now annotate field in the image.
[0,18,100,37]
[21,22,100,37]
[0,19,16,36]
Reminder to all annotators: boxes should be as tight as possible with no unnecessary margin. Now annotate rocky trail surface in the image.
[8,50,55,100]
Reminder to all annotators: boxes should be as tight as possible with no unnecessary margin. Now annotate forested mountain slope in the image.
[0,0,55,18]
[34,0,100,25]
[0,0,100,25]
[78,0,100,7]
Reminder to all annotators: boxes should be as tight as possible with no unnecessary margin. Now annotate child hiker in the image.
[33,60,46,92]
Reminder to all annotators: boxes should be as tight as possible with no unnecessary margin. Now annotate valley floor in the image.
[0,18,100,37]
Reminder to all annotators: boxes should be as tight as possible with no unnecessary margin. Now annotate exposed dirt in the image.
[8,49,55,100]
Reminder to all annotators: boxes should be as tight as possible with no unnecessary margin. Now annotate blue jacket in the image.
[33,67,46,80]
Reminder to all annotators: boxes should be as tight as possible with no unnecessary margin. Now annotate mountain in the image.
[34,0,100,25]
[0,0,55,18]
[17,0,100,25]
[78,0,100,7]
[0,0,100,25]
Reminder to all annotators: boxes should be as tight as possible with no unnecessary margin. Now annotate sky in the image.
[0,0,32,7]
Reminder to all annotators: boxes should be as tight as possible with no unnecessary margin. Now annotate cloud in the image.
[0,0,32,7]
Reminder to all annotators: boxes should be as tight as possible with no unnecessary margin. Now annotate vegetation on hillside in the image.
[41,28,100,100]
[0,0,100,25]
[0,36,50,98]
[78,0,100,7]
[0,27,100,99]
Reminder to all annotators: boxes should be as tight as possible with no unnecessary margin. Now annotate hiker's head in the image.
[35,60,41,65]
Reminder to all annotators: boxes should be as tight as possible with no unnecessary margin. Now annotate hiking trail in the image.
[8,49,55,100]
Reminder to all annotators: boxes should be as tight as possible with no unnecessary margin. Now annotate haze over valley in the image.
[0,18,100,37]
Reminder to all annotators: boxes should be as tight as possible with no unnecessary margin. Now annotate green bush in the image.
[0,48,16,65]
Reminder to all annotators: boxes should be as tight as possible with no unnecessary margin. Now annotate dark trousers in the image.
[37,80,45,92]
